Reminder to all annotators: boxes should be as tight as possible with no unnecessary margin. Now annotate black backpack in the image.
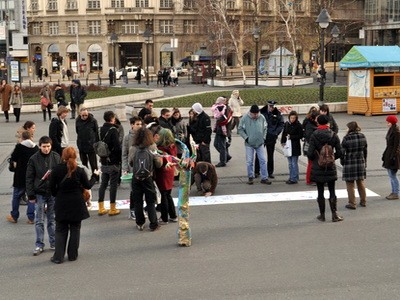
[93,127,115,158]
[132,146,154,179]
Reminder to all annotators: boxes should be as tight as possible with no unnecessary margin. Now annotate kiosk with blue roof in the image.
[340,46,400,116]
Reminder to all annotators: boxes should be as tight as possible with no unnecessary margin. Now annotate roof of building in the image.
[340,46,400,68]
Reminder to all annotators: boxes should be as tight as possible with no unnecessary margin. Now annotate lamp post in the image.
[331,25,340,84]
[253,27,260,86]
[278,32,285,87]
[316,9,332,106]
[209,33,215,87]
[110,32,118,85]
[143,27,152,86]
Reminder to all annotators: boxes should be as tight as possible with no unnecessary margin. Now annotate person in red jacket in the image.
[154,128,178,224]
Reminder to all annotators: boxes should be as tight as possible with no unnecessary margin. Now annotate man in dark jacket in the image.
[97,111,121,216]
[7,131,38,224]
[49,106,70,156]
[191,162,218,196]
[189,103,212,163]
[256,100,284,178]
[69,79,87,119]
[76,107,99,173]
[158,108,173,130]
[26,136,61,255]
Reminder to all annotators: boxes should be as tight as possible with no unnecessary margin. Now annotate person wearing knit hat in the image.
[188,103,212,163]
[383,115,400,200]
[237,105,271,185]
[307,112,343,222]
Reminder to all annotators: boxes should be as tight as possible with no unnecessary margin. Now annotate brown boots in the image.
[317,197,343,222]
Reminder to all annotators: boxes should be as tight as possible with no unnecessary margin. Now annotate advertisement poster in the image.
[10,61,20,82]
[383,98,397,112]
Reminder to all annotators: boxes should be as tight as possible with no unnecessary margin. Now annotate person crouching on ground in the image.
[49,147,99,264]
[192,162,218,197]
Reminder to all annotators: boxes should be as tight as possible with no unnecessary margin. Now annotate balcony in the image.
[104,7,154,14]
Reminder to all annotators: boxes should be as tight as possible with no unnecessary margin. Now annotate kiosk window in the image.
[374,76,393,87]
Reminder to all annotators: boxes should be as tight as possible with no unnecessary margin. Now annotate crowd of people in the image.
[5,88,400,265]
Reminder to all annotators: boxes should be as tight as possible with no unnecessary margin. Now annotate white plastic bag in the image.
[283,139,292,157]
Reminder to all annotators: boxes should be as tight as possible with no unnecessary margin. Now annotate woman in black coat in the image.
[281,111,303,184]
[49,147,99,264]
[382,115,400,200]
[302,108,319,185]
[307,114,343,222]
[341,121,368,209]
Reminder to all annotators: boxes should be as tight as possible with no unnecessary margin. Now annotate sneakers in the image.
[6,215,17,223]
[260,179,272,185]
[26,219,34,224]
[169,217,178,223]
[247,178,254,185]
[158,218,169,225]
[33,247,44,256]
[50,244,55,250]
[386,193,399,200]
[128,210,136,220]
[136,224,144,231]
[150,225,161,232]
[345,204,356,210]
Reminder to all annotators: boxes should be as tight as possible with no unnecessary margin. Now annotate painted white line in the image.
[88,189,380,211]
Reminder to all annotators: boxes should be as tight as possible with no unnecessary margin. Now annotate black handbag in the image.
[8,157,16,172]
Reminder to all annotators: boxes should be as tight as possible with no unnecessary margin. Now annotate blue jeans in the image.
[35,194,55,248]
[99,164,120,203]
[387,169,399,194]
[11,187,35,221]
[214,134,227,164]
[246,145,267,180]
[287,156,299,182]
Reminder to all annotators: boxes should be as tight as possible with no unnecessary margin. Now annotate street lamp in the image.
[331,25,340,84]
[253,27,260,86]
[278,32,285,87]
[143,27,152,86]
[110,32,118,85]
[209,33,215,87]
[316,9,332,106]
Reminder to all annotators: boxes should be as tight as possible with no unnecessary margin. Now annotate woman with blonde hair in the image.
[10,84,23,122]
[49,146,99,264]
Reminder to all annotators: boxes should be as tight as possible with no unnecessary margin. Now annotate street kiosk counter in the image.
[340,46,400,116]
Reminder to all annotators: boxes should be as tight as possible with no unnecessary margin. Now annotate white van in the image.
[115,67,145,80]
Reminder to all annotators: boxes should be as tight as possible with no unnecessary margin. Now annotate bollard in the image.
[86,77,89,86]
[29,80,32,88]
[114,104,127,121]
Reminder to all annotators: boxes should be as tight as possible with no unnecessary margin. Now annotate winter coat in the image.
[10,91,23,108]
[281,120,303,157]
[191,162,218,194]
[26,150,61,199]
[238,112,267,148]
[75,114,99,153]
[11,140,39,188]
[70,81,87,105]
[0,83,12,111]
[49,117,67,155]
[171,116,187,155]
[159,116,173,131]
[55,89,67,106]
[302,117,318,156]
[99,123,121,166]
[122,129,135,173]
[189,111,212,145]
[260,105,284,145]
[328,114,339,134]
[382,124,400,170]
[50,164,96,222]
[154,144,177,191]
[39,87,53,110]
[228,95,244,117]
[341,131,367,181]
[307,127,342,183]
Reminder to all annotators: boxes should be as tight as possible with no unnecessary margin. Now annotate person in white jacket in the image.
[228,90,244,134]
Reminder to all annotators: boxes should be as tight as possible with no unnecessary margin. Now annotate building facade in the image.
[26,0,364,78]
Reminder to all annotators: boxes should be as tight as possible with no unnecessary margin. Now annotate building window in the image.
[226,0,235,9]
[183,0,195,9]
[388,0,400,22]
[243,0,253,10]
[88,0,100,8]
[49,22,59,35]
[122,21,138,34]
[243,21,252,33]
[31,0,39,10]
[136,0,149,7]
[32,22,41,35]
[261,1,269,11]
[66,0,77,9]
[88,21,101,35]
[279,2,288,11]
[365,0,378,21]
[159,20,173,34]
[48,0,58,10]
[183,20,196,34]
[67,21,78,34]
[293,0,303,11]
[160,0,173,8]
[111,0,124,8]
[23,36,28,45]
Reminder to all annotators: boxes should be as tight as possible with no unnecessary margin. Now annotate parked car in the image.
[115,67,145,80]
[176,67,188,76]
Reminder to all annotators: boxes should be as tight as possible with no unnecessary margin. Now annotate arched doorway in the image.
[48,44,60,72]
[66,44,79,73]
[88,44,103,73]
